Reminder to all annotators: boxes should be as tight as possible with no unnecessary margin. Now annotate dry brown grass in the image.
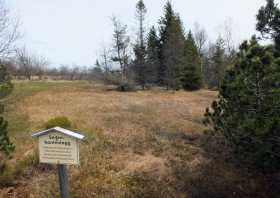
[2,82,274,197]
[1,81,230,197]
[20,89,216,138]
[12,86,218,197]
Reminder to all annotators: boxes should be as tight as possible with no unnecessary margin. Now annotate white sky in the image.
[7,0,279,67]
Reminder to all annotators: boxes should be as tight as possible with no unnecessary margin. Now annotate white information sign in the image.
[32,127,85,165]
[32,127,84,197]
[39,132,79,165]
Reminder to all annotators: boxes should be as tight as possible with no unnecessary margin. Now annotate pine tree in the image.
[133,0,148,89]
[0,65,14,156]
[204,37,280,171]
[181,31,202,90]
[159,2,186,90]
[146,26,160,84]
[257,0,280,55]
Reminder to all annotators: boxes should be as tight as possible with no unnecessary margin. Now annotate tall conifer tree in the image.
[146,26,160,84]
[159,2,186,90]
[181,31,202,90]
[158,1,175,86]
[133,0,148,89]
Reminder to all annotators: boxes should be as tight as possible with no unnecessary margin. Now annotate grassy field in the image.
[0,81,271,198]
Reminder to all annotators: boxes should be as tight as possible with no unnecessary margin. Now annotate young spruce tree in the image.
[181,31,202,90]
[204,37,280,171]
[146,26,160,84]
[158,1,175,87]
[159,1,186,90]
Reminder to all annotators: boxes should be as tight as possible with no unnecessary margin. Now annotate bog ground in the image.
[0,81,269,198]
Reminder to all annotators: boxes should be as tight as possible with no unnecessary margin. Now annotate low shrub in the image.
[117,81,136,92]
[14,150,40,176]
[0,149,40,187]
[0,162,16,187]
[45,116,72,129]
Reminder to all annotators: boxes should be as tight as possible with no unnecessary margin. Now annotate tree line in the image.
[1,1,237,93]
[94,0,237,91]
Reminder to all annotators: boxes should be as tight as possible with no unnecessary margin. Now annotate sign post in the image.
[58,164,70,198]
[32,127,85,198]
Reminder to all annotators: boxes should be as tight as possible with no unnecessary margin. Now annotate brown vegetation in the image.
[0,81,275,197]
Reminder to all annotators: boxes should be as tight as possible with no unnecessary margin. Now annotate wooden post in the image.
[58,164,70,198]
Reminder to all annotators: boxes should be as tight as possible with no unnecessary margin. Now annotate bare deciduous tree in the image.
[194,22,208,57]
[100,45,111,74]
[16,48,32,80]
[96,46,112,83]
[222,19,236,56]
[193,23,208,85]
[16,48,49,80]
[59,64,69,79]
[0,0,20,59]
[111,16,130,82]
[32,55,49,80]
[70,66,80,80]
[218,19,237,69]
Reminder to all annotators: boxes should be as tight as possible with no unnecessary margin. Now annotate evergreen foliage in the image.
[209,37,226,88]
[146,26,160,84]
[158,1,175,86]
[181,31,202,90]
[159,2,186,90]
[204,37,280,171]
[0,65,14,155]
[257,0,280,55]
[45,116,72,129]
[133,0,148,89]
[130,1,204,91]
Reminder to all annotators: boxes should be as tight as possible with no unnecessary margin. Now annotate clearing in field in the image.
[0,81,266,198]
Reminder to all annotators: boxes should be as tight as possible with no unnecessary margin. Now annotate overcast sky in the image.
[7,0,278,67]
